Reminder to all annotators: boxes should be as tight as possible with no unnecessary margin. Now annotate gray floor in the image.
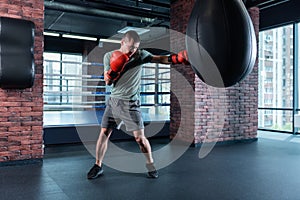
[1,131,300,200]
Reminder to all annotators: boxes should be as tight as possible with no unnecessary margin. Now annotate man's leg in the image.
[87,128,112,179]
[133,129,153,164]
[95,128,113,166]
[133,129,158,178]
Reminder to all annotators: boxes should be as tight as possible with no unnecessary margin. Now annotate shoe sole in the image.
[147,173,159,179]
[87,169,104,179]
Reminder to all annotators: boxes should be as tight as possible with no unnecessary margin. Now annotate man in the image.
[87,30,188,179]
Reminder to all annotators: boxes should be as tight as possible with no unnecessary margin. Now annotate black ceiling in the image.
[44,0,293,43]
[44,0,170,42]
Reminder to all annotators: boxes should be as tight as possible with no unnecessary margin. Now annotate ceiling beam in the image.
[44,0,158,24]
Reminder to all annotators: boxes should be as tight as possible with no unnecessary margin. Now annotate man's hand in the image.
[168,50,189,65]
[107,51,129,82]
[104,71,114,85]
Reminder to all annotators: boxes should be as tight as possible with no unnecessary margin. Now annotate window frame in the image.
[258,22,300,134]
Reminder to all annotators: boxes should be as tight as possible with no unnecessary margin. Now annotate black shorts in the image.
[101,97,144,131]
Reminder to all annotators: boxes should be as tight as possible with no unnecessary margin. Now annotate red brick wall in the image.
[169,0,195,142]
[0,0,44,163]
[170,0,259,145]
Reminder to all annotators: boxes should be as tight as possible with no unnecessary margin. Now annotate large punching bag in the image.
[0,17,35,89]
[186,0,257,88]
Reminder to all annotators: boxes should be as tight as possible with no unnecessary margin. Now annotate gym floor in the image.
[1,131,300,200]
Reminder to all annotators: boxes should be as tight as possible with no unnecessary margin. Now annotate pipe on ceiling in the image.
[245,0,290,8]
[44,1,156,24]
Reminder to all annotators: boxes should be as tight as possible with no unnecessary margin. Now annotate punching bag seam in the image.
[236,2,256,84]
[221,0,232,67]
[195,16,206,81]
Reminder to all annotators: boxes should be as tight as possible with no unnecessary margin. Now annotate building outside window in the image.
[258,24,295,132]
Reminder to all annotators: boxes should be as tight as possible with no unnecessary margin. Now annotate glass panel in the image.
[140,63,170,117]
[158,81,170,92]
[141,63,156,94]
[158,64,170,79]
[44,53,61,104]
[157,106,170,118]
[140,94,155,104]
[61,54,82,104]
[258,24,293,109]
[158,94,170,104]
[141,79,155,93]
[43,52,83,111]
[297,23,300,109]
[142,64,156,79]
[258,109,293,132]
[44,52,60,61]
[141,106,170,120]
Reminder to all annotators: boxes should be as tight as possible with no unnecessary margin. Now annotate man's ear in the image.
[120,39,125,46]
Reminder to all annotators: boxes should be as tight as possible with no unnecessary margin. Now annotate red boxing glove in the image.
[107,51,129,81]
[168,50,189,65]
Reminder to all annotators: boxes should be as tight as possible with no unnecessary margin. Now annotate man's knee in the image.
[99,128,112,139]
[134,136,141,143]
[135,136,145,145]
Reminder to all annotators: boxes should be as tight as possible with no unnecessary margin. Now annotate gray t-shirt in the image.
[104,49,153,100]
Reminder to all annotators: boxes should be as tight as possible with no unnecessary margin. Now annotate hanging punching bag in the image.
[0,17,35,89]
[186,0,256,88]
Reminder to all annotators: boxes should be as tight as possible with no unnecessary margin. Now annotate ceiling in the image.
[44,0,171,43]
[44,0,289,43]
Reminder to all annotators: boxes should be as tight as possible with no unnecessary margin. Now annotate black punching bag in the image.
[0,17,35,89]
[186,0,256,88]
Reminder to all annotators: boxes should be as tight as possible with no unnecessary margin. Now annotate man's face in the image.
[122,38,140,57]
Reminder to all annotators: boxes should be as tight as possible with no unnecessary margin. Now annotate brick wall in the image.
[170,0,259,145]
[0,0,44,164]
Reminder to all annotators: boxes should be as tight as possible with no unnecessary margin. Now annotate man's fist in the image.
[107,51,129,81]
[168,50,189,65]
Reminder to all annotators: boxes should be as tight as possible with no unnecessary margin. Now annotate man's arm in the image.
[150,50,189,65]
[103,52,113,85]
[151,55,170,64]
[104,71,113,85]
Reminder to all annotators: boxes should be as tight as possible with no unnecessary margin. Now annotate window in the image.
[258,24,294,132]
[44,52,171,119]
[44,52,83,111]
[140,63,170,118]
